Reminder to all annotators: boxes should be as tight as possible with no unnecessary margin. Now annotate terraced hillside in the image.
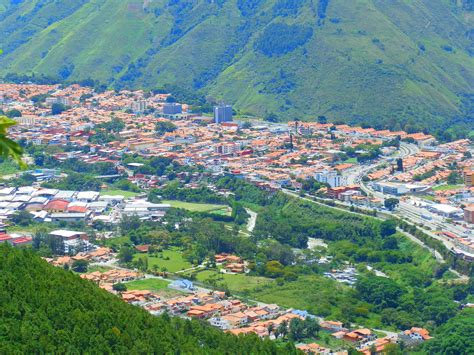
[0,0,472,137]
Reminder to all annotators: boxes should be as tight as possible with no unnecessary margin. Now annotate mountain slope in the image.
[0,0,472,136]
[0,245,289,353]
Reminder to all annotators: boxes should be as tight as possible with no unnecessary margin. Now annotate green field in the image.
[342,158,358,164]
[124,278,170,292]
[189,269,273,293]
[135,248,192,273]
[432,184,463,191]
[162,200,229,214]
[246,274,383,328]
[100,189,140,198]
[0,160,19,176]
[87,265,112,273]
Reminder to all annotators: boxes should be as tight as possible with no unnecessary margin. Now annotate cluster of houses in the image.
[3,83,472,243]
[45,247,115,266]
[0,232,32,247]
[3,83,455,196]
[215,253,247,274]
[80,269,143,291]
[436,231,474,256]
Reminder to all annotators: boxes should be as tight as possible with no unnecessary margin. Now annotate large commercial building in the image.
[214,104,233,124]
[373,182,430,196]
[163,103,182,115]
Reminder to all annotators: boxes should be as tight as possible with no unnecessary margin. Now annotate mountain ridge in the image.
[0,0,472,138]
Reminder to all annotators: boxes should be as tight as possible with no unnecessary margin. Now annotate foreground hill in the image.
[0,0,473,137]
[0,245,291,353]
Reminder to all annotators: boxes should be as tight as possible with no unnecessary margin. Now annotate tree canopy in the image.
[0,245,294,354]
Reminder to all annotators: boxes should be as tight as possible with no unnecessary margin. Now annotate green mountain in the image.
[0,0,473,137]
[0,245,290,353]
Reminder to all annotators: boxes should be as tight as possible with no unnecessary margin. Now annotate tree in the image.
[356,276,405,310]
[155,121,177,135]
[10,210,34,226]
[264,112,278,122]
[380,219,397,237]
[424,308,474,354]
[112,283,127,292]
[384,198,399,211]
[396,158,403,172]
[118,246,134,264]
[51,103,67,115]
[317,115,327,124]
[241,121,251,129]
[276,320,288,339]
[6,109,21,118]
[120,215,141,234]
[71,259,88,273]
[447,171,461,185]
[289,318,305,341]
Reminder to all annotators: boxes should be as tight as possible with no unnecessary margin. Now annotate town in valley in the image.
[0,82,473,354]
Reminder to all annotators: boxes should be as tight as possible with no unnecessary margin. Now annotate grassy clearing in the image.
[87,265,112,273]
[136,248,192,273]
[100,189,140,198]
[125,278,170,292]
[343,157,358,164]
[432,184,463,191]
[103,236,131,249]
[162,200,229,214]
[190,269,273,293]
[7,223,55,234]
[246,275,383,328]
[0,160,19,176]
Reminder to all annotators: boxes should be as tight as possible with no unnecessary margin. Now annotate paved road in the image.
[245,208,257,232]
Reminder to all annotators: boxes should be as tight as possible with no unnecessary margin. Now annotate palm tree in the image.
[276,321,288,339]
[267,323,274,337]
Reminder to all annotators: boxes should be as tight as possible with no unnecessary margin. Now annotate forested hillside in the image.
[0,245,293,353]
[0,0,473,138]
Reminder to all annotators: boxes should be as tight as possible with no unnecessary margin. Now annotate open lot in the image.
[189,269,273,293]
[100,189,140,198]
[162,200,229,214]
[432,184,463,191]
[125,278,170,292]
[135,248,192,273]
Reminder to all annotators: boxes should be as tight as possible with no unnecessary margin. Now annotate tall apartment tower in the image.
[214,104,233,124]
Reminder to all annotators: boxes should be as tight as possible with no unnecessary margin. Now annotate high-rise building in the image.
[131,100,147,113]
[163,103,182,115]
[463,205,474,224]
[464,170,474,187]
[214,104,233,124]
[315,170,346,188]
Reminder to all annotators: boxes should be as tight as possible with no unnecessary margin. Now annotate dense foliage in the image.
[254,23,313,57]
[423,308,474,355]
[0,245,294,354]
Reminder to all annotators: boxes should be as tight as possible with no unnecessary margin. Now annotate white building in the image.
[122,200,171,218]
[315,170,346,188]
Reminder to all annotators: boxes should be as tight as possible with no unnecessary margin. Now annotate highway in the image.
[348,143,474,258]
[244,120,473,259]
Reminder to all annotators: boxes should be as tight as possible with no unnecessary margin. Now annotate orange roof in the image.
[44,199,69,211]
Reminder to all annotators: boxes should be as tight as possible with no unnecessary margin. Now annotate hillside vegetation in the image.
[0,245,292,353]
[0,0,473,138]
